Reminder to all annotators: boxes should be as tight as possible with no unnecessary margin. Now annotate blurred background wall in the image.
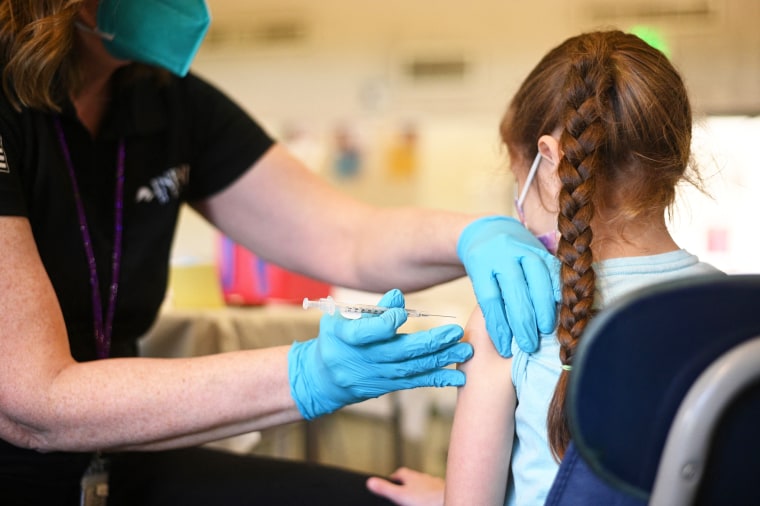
[171,0,759,278]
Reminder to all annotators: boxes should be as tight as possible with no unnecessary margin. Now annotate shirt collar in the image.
[59,65,171,140]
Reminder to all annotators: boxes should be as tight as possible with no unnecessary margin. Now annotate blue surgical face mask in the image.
[88,0,211,77]
[514,152,561,254]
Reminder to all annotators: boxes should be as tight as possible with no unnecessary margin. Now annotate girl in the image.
[368,30,721,506]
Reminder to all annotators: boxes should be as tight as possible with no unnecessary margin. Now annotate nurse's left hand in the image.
[458,215,561,358]
[288,289,472,420]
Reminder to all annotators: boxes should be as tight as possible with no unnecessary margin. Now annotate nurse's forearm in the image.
[9,346,302,453]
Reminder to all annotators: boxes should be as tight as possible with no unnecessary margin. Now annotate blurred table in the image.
[139,304,322,358]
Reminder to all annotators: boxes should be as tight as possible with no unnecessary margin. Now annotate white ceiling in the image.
[202,0,760,115]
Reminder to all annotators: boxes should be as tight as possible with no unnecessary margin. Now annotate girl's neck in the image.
[591,215,679,261]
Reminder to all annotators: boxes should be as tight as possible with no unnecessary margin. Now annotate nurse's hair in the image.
[500,30,698,459]
[0,0,166,112]
[0,1,84,110]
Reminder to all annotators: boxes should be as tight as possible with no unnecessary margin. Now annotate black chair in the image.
[545,274,760,506]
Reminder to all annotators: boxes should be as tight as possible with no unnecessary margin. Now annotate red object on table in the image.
[217,236,331,305]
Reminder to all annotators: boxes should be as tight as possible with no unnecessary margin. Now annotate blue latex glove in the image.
[457,215,560,357]
[288,289,473,420]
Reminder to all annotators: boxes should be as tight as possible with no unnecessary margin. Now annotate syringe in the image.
[303,296,455,319]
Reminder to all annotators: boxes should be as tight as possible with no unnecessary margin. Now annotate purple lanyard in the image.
[53,117,125,359]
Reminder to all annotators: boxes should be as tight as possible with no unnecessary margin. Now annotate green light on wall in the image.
[630,25,672,58]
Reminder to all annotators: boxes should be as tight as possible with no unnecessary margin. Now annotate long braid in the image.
[546,36,613,460]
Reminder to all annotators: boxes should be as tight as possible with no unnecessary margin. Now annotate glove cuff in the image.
[287,340,335,420]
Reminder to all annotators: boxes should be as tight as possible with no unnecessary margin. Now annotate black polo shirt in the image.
[0,66,274,361]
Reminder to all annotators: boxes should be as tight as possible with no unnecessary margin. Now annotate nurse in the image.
[0,1,558,504]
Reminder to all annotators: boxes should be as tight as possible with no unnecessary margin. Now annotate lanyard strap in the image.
[53,117,125,359]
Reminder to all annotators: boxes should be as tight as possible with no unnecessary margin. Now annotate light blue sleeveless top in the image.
[505,249,721,505]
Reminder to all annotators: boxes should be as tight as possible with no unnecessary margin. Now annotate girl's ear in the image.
[537,134,562,198]
[537,134,561,165]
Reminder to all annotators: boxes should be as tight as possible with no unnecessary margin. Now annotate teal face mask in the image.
[95,0,211,77]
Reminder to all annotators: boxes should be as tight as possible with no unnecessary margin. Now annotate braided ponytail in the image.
[547,37,614,459]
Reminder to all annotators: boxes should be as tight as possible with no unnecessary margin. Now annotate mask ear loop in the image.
[74,21,116,41]
[516,152,543,208]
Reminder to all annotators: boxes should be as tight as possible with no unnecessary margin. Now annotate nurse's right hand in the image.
[287,289,473,420]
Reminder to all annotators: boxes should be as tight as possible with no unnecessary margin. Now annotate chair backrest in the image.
[650,334,760,505]
[555,274,760,505]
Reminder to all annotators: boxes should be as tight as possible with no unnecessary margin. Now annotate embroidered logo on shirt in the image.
[0,136,10,174]
[135,164,190,204]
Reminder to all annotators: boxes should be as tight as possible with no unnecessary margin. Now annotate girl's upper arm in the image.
[445,306,517,506]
